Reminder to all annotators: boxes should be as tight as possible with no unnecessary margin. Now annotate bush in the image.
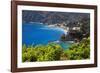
[22,43,63,62]
[22,37,90,62]
[63,37,90,60]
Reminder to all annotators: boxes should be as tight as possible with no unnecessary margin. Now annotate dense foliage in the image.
[22,10,90,25]
[80,17,90,37]
[22,37,90,62]
[63,37,90,60]
[22,43,63,62]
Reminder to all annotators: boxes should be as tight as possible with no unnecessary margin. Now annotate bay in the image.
[22,22,71,49]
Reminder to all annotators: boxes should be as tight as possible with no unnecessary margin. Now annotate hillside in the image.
[22,10,90,26]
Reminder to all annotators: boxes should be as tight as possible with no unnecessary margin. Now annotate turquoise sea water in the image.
[22,23,72,49]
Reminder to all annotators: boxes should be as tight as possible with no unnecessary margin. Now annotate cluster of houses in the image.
[50,21,81,32]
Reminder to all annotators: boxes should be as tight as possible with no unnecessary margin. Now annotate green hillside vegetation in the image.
[22,37,90,62]
[63,37,90,60]
[22,10,90,25]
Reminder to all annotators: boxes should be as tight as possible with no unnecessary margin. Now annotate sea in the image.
[22,22,72,49]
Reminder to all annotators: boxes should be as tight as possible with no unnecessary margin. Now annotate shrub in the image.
[64,37,90,60]
[22,37,90,62]
[22,43,63,62]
